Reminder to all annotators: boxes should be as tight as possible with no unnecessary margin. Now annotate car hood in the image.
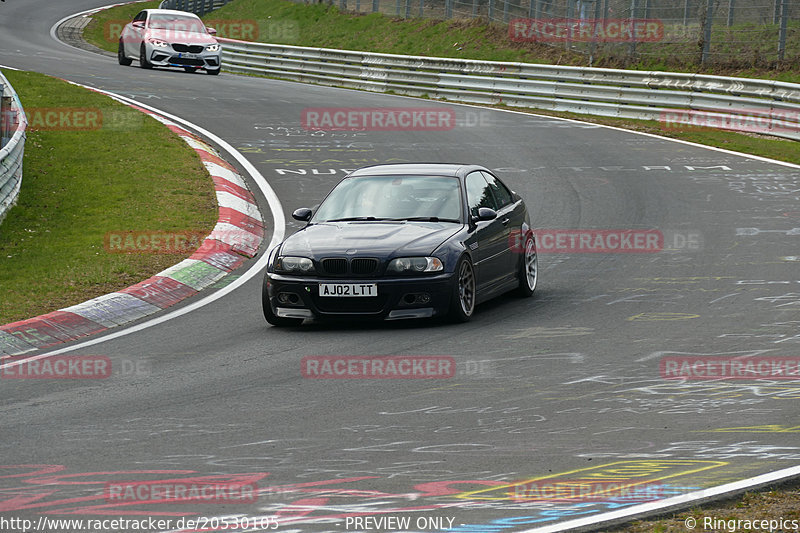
[146,29,217,45]
[280,221,463,259]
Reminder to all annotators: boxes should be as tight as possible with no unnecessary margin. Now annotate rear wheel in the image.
[118,41,132,66]
[448,256,475,322]
[139,43,152,69]
[517,235,538,297]
[261,275,303,327]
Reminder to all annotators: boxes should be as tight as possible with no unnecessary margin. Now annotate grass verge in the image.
[610,480,800,532]
[0,69,217,325]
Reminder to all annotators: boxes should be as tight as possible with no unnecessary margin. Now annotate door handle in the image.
[501,218,510,226]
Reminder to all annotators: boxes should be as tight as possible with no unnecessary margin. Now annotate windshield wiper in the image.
[325,216,387,222]
[388,216,461,223]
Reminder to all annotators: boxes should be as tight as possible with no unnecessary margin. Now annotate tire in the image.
[139,43,152,69]
[517,235,538,297]
[261,275,303,327]
[118,41,132,66]
[184,67,198,73]
[206,68,220,75]
[448,256,476,323]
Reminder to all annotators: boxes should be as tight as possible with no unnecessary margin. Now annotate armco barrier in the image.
[0,71,26,225]
[158,0,233,16]
[217,38,800,141]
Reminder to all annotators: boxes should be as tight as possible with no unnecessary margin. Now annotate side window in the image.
[481,171,513,209]
[466,172,496,218]
[134,11,147,22]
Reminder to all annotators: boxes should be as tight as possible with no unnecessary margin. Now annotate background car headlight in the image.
[274,256,315,274]
[148,39,168,48]
[386,257,443,274]
[206,44,220,52]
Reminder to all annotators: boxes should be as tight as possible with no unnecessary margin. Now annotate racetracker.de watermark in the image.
[511,480,670,501]
[301,107,456,131]
[1,356,151,379]
[25,107,102,131]
[103,230,258,254]
[104,480,258,503]
[660,108,800,136]
[509,18,664,42]
[512,229,663,253]
[660,356,800,380]
[301,356,455,379]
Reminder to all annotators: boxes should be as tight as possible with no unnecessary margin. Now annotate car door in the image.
[465,171,507,291]
[481,170,524,281]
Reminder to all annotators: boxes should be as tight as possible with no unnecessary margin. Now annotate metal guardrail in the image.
[0,71,26,226]
[218,38,800,140]
[158,0,234,16]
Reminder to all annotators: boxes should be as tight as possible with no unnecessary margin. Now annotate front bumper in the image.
[146,43,220,70]
[265,272,456,321]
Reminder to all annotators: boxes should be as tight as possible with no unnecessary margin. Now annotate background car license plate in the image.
[319,283,377,297]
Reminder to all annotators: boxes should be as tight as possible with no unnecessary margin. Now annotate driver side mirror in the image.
[207,27,217,36]
[292,208,313,222]
[472,207,497,223]
[132,20,144,28]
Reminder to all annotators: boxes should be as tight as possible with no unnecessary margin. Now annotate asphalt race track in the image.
[1,1,800,531]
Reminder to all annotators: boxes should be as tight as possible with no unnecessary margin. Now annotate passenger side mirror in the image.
[292,208,313,222]
[132,20,144,28]
[472,207,497,223]
[207,27,217,36]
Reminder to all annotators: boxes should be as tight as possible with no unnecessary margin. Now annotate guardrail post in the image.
[419,0,424,17]
[701,0,713,64]
[404,0,410,18]
[488,0,495,21]
[396,0,401,16]
[628,0,638,58]
[726,0,734,26]
[446,0,453,18]
[683,0,690,26]
[773,0,780,24]
[372,0,378,12]
[602,0,609,22]
[778,0,788,60]
[589,0,601,66]
[503,0,510,22]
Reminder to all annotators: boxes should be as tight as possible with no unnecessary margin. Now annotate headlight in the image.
[206,44,220,52]
[149,39,168,48]
[274,256,315,274]
[386,257,443,274]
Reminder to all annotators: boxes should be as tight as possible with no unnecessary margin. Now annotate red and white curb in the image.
[0,106,264,356]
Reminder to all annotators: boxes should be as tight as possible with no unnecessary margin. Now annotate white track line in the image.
[521,464,800,532]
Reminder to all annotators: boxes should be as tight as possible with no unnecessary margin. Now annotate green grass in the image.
[0,69,217,324]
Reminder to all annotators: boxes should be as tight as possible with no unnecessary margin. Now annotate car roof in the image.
[142,9,202,18]
[347,163,488,178]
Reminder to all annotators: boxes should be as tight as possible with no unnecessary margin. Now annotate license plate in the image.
[178,53,198,59]
[319,283,377,297]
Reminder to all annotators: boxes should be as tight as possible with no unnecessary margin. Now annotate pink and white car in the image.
[118,9,221,75]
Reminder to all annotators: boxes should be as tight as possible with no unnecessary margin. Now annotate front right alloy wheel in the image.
[448,256,475,322]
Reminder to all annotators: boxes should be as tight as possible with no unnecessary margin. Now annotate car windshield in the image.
[312,175,462,223]
[147,14,206,33]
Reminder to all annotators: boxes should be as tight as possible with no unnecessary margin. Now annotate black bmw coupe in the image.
[262,163,537,326]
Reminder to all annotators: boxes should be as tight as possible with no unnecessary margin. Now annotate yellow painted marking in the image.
[455,460,727,501]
